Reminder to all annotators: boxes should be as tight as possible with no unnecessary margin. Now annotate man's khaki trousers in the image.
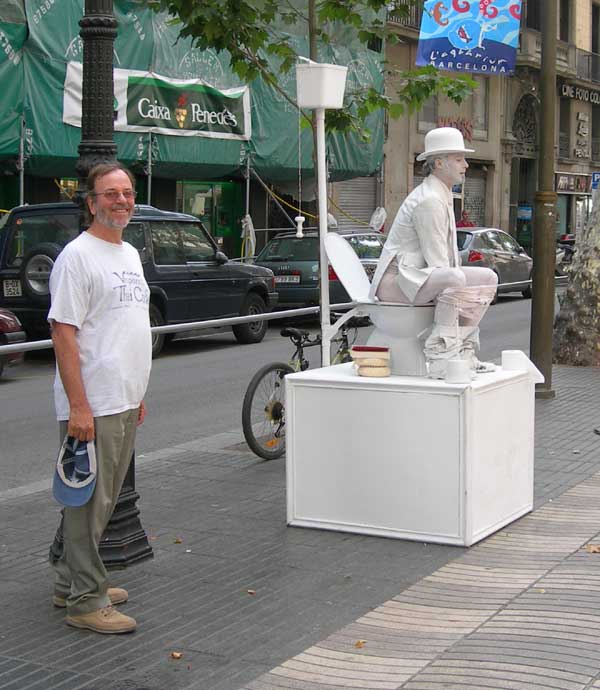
[53,408,139,616]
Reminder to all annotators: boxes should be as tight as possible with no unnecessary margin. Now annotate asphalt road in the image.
[1,293,538,491]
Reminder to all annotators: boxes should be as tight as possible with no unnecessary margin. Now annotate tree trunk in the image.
[553,190,600,365]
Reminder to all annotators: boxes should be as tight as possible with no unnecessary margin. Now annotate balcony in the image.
[387,4,422,32]
[576,48,600,85]
[517,29,576,77]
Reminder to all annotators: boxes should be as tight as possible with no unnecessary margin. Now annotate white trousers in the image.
[376,264,498,308]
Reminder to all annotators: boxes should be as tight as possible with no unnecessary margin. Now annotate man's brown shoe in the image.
[53,587,128,608]
[65,605,136,634]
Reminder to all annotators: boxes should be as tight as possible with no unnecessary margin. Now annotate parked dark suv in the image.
[0,203,277,355]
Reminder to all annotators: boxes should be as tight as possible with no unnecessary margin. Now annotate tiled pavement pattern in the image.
[244,475,600,690]
[0,365,599,690]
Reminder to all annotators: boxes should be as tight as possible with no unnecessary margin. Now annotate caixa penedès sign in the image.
[63,62,251,141]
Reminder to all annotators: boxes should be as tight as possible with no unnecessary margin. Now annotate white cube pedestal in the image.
[286,363,535,547]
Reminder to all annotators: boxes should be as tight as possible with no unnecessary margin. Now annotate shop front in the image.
[555,172,593,239]
[176,181,244,257]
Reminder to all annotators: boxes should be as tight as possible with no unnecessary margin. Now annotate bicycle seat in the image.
[280,327,309,340]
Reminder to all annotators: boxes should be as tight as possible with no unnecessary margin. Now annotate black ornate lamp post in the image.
[75,0,118,191]
[50,0,153,569]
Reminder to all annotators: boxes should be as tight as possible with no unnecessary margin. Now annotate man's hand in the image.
[68,402,95,441]
[137,400,146,426]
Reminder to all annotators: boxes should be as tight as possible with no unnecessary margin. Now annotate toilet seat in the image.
[324,233,435,376]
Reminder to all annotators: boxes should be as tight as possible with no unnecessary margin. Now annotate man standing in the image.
[370,127,497,378]
[48,163,151,633]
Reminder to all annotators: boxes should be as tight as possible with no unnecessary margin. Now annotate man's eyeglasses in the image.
[91,189,137,201]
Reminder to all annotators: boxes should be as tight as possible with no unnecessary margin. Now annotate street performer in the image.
[369,127,497,379]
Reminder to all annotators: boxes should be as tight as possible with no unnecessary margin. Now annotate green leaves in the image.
[148,0,475,137]
[393,67,476,115]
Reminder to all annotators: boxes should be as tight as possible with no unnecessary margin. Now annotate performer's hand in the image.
[137,400,146,427]
[68,403,95,442]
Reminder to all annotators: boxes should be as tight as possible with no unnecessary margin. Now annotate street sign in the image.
[592,172,600,190]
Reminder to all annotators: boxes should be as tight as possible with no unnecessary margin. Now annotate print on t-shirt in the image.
[111,270,150,309]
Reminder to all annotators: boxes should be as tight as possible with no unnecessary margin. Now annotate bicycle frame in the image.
[288,324,355,372]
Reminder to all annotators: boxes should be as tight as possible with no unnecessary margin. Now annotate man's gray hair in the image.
[422,155,447,177]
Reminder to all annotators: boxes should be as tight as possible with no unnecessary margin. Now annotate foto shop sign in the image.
[561,82,600,104]
[63,62,251,141]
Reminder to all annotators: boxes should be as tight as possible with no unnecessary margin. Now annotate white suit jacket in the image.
[369,175,460,303]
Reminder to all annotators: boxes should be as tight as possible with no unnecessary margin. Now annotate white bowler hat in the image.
[416,127,474,161]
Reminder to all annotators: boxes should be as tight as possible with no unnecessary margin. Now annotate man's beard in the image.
[95,204,132,230]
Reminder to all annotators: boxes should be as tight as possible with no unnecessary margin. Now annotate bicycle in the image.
[242,318,358,461]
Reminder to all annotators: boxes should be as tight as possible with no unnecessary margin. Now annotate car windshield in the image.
[5,212,79,268]
[258,237,319,261]
[345,234,383,259]
[456,231,473,250]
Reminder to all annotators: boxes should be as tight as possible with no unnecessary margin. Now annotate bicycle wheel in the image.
[242,362,294,460]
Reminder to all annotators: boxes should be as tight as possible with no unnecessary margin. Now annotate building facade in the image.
[384,0,600,243]
[0,1,385,256]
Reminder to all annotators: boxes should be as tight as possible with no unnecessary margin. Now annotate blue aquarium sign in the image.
[417,1,522,75]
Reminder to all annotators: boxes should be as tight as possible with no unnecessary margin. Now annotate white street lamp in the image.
[296,59,347,365]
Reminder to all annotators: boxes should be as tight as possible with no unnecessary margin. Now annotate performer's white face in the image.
[436,154,468,187]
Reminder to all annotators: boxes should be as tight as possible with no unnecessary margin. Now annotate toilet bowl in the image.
[325,233,434,376]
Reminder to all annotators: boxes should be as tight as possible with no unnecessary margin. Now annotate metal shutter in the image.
[333,176,377,230]
[463,175,486,226]
[413,173,487,226]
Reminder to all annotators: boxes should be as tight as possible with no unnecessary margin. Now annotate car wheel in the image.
[20,242,62,303]
[233,293,268,344]
[149,303,166,357]
[490,275,499,305]
[522,272,532,299]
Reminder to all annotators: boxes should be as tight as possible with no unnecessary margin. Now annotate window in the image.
[180,224,215,262]
[471,77,488,138]
[559,0,570,42]
[258,237,318,262]
[123,224,145,252]
[497,232,521,253]
[346,235,384,259]
[527,0,568,38]
[526,0,541,31]
[418,95,437,132]
[151,221,215,265]
[592,104,600,160]
[6,213,78,268]
[456,231,473,250]
[559,98,570,158]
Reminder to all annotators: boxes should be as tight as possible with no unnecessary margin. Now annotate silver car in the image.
[457,227,533,299]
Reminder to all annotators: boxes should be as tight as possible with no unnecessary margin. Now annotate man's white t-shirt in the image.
[48,231,152,421]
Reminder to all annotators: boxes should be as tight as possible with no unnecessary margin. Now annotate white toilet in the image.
[325,233,434,376]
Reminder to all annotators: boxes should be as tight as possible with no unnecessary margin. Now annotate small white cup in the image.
[445,358,472,384]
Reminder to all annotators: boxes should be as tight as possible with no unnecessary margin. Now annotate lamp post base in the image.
[99,456,153,569]
[49,454,153,570]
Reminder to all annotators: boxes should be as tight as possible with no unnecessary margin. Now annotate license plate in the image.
[274,275,300,284]
[3,279,22,297]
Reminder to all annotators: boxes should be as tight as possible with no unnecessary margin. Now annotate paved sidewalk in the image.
[1,365,599,690]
